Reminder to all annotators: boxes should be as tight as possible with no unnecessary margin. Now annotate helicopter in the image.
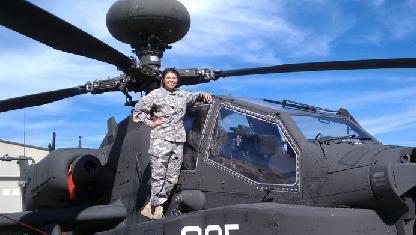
[1,0,416,234]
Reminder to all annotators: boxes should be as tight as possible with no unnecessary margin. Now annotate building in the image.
[0,139,48,213]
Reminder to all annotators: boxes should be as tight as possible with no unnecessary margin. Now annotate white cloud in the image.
[30,0,117,41]
[174,0,349,63]
[369,0,386,7]
[30,100,80,115]
[338,86,416,108]
[361,109,416,135]
[366,0,416,41]
[0,49,121,100]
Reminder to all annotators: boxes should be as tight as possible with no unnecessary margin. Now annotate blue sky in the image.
[0,0,416,148]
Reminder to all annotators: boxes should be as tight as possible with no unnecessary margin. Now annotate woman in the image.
[133,68,212,219]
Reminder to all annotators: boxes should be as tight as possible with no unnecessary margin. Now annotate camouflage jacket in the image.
[133,87,202,142]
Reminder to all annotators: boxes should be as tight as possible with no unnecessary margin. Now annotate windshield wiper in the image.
[354,137,378,143]
[314,134,357,144]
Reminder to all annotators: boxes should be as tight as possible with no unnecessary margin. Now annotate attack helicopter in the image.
[1,0,416,234]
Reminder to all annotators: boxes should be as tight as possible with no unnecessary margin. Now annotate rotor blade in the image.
[216,58,416,78]
[0,87,86,113]
[0,0,133,71]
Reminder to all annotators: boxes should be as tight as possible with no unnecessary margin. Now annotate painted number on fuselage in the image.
[181,224,239,235]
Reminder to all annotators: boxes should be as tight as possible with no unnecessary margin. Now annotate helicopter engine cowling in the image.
[317,145,416,226]
[368,147,416,224]
[22,149,103,211]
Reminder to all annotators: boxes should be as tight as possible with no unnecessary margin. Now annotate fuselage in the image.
[4,96,416,234]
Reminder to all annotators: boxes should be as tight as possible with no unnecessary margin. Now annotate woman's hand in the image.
[151,117,165,128]
[201,93,212,103]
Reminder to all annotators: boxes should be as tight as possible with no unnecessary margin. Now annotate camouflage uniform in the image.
[133,87,202,206]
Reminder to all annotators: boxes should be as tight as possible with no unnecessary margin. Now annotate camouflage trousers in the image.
[148,138,184,206]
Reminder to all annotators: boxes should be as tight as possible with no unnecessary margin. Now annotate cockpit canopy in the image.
[237,97,376,143]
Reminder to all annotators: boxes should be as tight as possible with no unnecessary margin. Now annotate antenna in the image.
[78,136,82,148]
[48,132,56,152]
[23,110,26,156]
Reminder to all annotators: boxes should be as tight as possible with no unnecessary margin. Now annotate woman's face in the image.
[163,72,178,91]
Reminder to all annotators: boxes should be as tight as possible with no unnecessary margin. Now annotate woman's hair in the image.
[162,68,180,79]
[161,67,180,87]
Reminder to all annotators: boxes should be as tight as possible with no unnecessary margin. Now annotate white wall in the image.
[0,140,48,212]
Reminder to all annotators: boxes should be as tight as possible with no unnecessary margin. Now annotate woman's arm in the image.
[132,95,154,127]
[186,91,212,104]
